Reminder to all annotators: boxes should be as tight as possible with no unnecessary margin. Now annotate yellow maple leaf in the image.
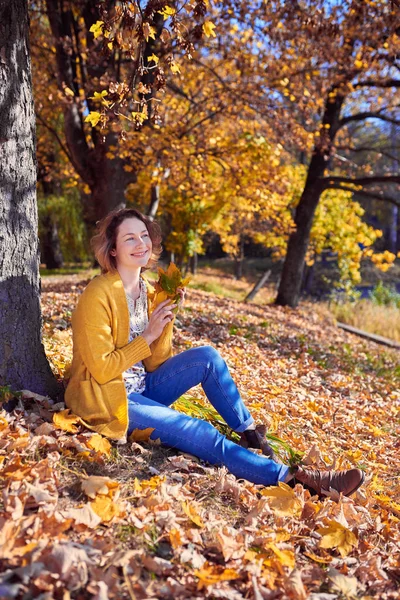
[85,111,101,127]
[182,500,204,528]
[53,409,82,433]
[129,427,155,442]
[87,433,112,456]
[169,528,182,549]
[90,495,122,522]
[81,475,119,499]
[158,6,176,20]
[148,53,159,65]
[202,21,217,38]
[89,90,109,104]
[267,543,295,569]
[89,21,105,39]
[317,520,358,557]
[194,565,240,590]
[64,86,74,97]
[131,111,147,124]
[152,262,190,311]
[170,61,181,74]
[261,482,303,517]
[143,22,156,42]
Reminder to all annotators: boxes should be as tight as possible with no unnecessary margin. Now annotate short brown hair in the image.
[91,208,163,273]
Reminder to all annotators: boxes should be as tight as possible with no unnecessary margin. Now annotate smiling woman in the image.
[91,208,162,276]
[65,207,365,499]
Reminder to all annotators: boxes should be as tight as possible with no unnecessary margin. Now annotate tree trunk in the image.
[234,236,245,279]
[41,214,64,269]
[83,145,131,228]
[276,88,346,307]
[190,252,198,275]
[0,0,61,397]
[45,1,136,228]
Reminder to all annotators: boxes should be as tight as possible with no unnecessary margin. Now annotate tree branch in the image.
[336,146,400,162]
[355,78,400,88]
[36,112,76,168]
[321,175,400,186]
[325,182,400,208]
[339,112,400,128]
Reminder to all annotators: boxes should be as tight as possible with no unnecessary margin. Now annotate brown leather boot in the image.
[292,466,365,498]
[239,425,277,460]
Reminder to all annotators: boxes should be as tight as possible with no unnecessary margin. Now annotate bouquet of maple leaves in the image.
[151,262,190,312]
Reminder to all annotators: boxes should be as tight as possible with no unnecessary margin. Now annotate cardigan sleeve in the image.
[73,289,152,385]
[143,317,174,372]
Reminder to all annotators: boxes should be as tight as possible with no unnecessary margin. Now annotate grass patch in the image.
[329,299,400,342]
[40,263,92,276]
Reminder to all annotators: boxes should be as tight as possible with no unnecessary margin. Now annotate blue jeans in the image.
[127,346,289,486]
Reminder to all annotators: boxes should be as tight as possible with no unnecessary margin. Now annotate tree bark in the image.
[0,0,61,396]
[276,89,346,307]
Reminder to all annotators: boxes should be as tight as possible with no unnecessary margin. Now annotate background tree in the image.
[0,0,60,396]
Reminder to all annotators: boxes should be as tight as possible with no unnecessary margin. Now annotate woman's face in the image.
[111,217,153,271]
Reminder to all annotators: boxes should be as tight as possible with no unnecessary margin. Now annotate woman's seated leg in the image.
[144,345,254,432]
[127,393,288,486]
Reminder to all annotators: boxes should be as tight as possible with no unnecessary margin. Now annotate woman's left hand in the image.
[176,287,186,308]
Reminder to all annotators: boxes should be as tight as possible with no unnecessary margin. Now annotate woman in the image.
[65,208,365,498]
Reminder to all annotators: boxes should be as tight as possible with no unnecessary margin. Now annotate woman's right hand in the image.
[142,299,176,346]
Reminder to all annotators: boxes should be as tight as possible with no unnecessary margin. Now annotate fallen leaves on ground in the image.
[0,272,399,598]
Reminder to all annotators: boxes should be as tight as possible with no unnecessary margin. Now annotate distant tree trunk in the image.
[148,183,160,220]
[389,122,398,253]
[190,252,198,275]
[41,214,64,269]
[38,164,64,269]
[0,0,61,397]
[234,236,245,279]
[276,89,346,307]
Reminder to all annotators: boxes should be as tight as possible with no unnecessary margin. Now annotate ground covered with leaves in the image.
[1,272,399,599]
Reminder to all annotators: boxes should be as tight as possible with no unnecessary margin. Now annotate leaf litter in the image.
[0,274,399,598]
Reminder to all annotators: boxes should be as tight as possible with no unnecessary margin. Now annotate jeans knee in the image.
[195,345,223,369]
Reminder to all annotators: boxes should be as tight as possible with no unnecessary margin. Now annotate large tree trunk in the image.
[0,0,61,397]
[276,89,346,307]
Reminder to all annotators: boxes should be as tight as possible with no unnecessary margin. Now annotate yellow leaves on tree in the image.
[317,520,358,557]
[89,20,105,39]
[158,6,176,20]
[202,21,217,38]
[143,22,156,42]
[85,111,102,127]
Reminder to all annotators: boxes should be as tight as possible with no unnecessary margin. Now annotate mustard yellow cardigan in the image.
[65,271,174,441]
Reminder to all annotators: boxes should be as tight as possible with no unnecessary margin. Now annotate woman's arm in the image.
[143,318,174,372]
[73,288,152,385]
